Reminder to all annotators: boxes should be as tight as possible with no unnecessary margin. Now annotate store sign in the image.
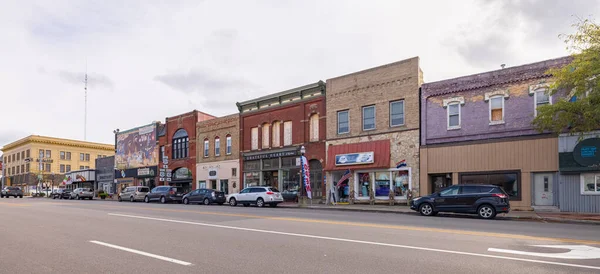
[573,138,600,167]
[244,150,298,161]
[335,152,374,166]
[208,168,218,179]
[173,168,192,180]
[97,174,113,181]
[137,168,154,177]
[36,158,53,163]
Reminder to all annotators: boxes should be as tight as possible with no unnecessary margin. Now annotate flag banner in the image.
[301,156,312,199]
[336,169,352,187]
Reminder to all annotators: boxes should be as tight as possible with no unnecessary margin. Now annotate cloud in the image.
[153,69,254,94]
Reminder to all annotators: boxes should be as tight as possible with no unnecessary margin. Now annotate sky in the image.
[1,0,599,152]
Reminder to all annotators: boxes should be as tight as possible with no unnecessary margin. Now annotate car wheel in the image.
[118,196,122,202]
[229,198,237,206]
[144,196,150,203]
[256,198,265,208]
[203,198,210,205]
[160,196,166,204]
[419,203,434,216]
[183,198,189,205]
[76,195,80,200]
[19,195,23,198]
[130,196,135,203]
[478,204,496,219]
[269,203,278,208]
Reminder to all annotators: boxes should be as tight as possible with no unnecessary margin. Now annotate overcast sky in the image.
[1,0,599,151]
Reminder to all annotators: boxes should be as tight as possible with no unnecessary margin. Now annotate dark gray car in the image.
[144,186,184,204]
[1,187,23,198]
[182,189,226,205]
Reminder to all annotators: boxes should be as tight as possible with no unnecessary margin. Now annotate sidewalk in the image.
[278,203,600,225]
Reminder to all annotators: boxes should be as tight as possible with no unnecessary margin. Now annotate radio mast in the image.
[84,62,88,141]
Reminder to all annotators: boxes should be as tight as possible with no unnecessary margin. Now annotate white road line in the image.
[108,213,600,271]
[89,240,192,266]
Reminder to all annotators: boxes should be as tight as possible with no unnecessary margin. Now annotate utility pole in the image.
[84,63,88,141]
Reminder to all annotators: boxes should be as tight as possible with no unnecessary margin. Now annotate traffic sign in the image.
[163,159,169,165]
[166,172,172,177]
[163,165,168,169]
[166,169,172,173]
[166,177,172,182]
[159,177,165,182]
[160,171,165,177]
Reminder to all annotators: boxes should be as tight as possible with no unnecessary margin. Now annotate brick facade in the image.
[158,110,215,192]
[325,57,422,204]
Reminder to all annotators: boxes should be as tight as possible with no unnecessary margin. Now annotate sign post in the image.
[160,156,169,184]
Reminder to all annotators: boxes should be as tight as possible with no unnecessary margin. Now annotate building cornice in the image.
[1,135,114,152]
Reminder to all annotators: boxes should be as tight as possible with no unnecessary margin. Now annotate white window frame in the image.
[389,100,405,127]
[362,105,376,131]
[283,121,292,146]
[337,110,349,134]
[533,87,552,117]
[262,124,270,149]
[580,173,600,195]
[226,136,232,155]
[215,137,220,156]
[489,95,505,125]
[251,127,259,150]
[447,102,461,130]
[272,122,281,147]
[204,139,209,157]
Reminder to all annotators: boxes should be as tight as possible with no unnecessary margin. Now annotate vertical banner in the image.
[301,156,312,199]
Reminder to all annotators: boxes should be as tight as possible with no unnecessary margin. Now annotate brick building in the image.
[420,57,571,211]
[325,57,422,205]
[158,110,215,193]
[237,81,327,202]
[196,114,240,195]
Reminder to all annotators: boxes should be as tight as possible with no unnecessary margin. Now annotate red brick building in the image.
[237,81,327,201]
[158,110,215,193]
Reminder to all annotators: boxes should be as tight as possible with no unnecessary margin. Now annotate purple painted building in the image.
[419,57,571,211]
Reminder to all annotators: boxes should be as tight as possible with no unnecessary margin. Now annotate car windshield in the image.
[139,188,149,192]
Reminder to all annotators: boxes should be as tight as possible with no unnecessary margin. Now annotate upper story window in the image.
[251,127,259,150]
[390,100,405,127]
[272,122,281,147]
[204,139,209,157]
[21,151,24,160]
[283,121,292,146]
[172,129,189,159]
[262,123,270,149]
[337,110,349,134]
[80,153,85,161]
[362,105,376,131]
[26,149,30,159]
[60,151,65,160]
[215,137,221,156]
[534,88,551,116]
[66,152,71,160]
[309,114,319,142]
[226,135,232,155]
[85,153,90,161]
[447,102,461,129]
[66,165,71,172]
[489,96,504,124]
[16,152,20,161]
[46,150,51,158]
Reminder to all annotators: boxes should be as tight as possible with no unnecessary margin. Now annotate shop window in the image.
[362,105,376,131]
[374,172,390,197]
[283,121,292,146]
[204,139,209,157]
[460,171,520,200]
[262,158,279,169]
[272,122,281,147]
[390,100,405,127]
[215,137,221,156]
[356,173,371,198]
[172,129,189,159]
[393,170,410,197]
[80,166,85,170]
[244,172,260,188]
[581,173,600,195]
[447,102,460,129]
[534,88,552,116]
[309,114,319,142]
[262,123,270,149]
[282,168,301,202]
[251,127,259,150]
[489,96,504,124]
[430,174,452,194]
[281,156,298,168]
[226,135,232,155]
[309,160,323,198]
[243,160,260,171]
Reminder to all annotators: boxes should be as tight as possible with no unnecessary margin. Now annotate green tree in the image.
[533,19,600,135]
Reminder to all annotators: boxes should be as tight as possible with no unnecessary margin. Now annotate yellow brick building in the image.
[1,135,114,187]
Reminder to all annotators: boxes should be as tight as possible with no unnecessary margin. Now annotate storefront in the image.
[242,147,304,202]
[326,140,412,204]
[95,156,115,194]
[558,132,600,213]
[169,167,193,193]
[114,166,157,193]
[197,160,239,195]
[65,169,96,190]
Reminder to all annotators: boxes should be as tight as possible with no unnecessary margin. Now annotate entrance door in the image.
[533,173,554,206]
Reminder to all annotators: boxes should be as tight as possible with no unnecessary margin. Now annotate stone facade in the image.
[197,114,240,162]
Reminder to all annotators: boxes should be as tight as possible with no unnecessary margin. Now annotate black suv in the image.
[410,185,510,219]
[144,186,184,204]
[1,187,23,198]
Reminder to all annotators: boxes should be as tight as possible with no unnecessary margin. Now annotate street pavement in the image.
[0,198,599,273]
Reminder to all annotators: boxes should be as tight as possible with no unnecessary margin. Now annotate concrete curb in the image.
[281,205,600,225]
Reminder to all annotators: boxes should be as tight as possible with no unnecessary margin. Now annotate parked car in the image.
[118,186,150,202]
[51,189,72,199]
[182,188,226,205]
[228,186,283,207]
[410,184,510,219]
[144,186,184,204]
[1,187,23,198]
[70,188,94,200]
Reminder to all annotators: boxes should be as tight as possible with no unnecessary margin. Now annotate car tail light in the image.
[169,190,175,195]
[493,193,507,199]
[266,191,274,195]
[80,192,83,194]
[211,192,216,197]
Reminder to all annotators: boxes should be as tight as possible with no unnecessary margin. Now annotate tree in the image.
[533,19,600,135]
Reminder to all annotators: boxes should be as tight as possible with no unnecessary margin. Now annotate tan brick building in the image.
[324,57,423,204]
[196,114,240,194]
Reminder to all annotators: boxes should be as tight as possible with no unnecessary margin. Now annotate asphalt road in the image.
[0,198,599,274]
